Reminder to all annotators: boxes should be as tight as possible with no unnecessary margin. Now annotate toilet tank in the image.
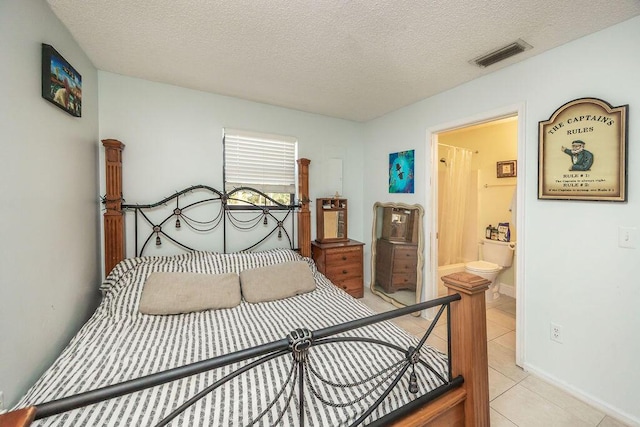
[482,239,516,267]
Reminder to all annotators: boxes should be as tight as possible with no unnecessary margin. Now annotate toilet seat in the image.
[465,260,500,273]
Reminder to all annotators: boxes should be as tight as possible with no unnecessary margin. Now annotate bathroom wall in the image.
[436,118,518,291]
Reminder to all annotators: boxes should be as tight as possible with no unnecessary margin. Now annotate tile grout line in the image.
[490,404,520,426]
[490,336,516,352]
[489,378,519,402]
[516,378,607,426]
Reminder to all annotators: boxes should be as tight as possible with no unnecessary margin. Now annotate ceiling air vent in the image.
[471,39,532,68]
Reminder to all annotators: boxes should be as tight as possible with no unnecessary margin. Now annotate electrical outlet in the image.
[550,323,563,343]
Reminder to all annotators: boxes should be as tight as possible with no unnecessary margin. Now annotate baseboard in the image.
[498,282,515,298]
[522,363,640,427]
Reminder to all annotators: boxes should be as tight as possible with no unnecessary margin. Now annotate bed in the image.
[0,139,490,426]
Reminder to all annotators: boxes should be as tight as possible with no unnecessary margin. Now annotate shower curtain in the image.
[438,145,473,266]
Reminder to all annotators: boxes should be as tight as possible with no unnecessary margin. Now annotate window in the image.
[223,128,297,207]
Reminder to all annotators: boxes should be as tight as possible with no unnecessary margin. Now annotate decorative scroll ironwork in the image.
[109,185,301,256]
[32,295,462,427]
[289,328,313,362]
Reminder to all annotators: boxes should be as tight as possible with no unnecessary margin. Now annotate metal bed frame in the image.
[0,139,491,426]
[118,185,300,257]
[22,296,461,426]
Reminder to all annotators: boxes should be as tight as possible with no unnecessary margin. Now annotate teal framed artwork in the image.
[388,150,415,193]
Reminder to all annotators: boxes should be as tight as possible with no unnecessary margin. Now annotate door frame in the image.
[427,102,526,366]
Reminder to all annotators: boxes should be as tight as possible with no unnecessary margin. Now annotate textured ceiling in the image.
[46,0,640,122]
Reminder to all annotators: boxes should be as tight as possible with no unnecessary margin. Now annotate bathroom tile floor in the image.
[360,289,629,427]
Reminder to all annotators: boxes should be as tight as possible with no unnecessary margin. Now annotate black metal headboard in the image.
[121,185,300,257]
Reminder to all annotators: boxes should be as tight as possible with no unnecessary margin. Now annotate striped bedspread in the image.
[16,249,448,426]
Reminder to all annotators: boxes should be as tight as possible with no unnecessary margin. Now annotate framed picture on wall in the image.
[538,97,628,202]
[41,43,82,117]
[388,150,415,193]
[497,160,517,178]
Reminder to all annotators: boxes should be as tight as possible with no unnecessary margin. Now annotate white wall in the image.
[364,16,640,423]
[0,0,100,407]
[98,73,365,261]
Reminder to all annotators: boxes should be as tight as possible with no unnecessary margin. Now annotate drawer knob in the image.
[342,270,348,274]
[342,256,347,260]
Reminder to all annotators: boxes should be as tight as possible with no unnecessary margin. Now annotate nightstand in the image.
[375,239,418,293]
[311,239,364,298]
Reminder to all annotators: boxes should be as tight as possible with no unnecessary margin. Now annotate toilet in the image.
[465,239,516,302]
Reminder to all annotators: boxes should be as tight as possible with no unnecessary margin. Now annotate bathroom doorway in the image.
[428,106,524,367]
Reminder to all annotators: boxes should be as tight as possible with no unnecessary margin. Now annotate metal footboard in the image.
[29,294,462,426]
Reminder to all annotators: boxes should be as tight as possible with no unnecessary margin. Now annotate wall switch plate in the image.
[618,226,637,249]
[550,323,563,343]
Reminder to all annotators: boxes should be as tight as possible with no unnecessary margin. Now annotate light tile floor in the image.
[359,288,629,427]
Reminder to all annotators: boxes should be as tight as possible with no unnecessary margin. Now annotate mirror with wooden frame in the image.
[370,202,424,308]
[316,197,348,243]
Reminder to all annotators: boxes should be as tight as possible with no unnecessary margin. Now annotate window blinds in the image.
[223,128,298,194]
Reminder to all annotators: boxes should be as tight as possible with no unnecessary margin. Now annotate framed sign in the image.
[497,160,517,178]
[538,97,628,201]
[42,43,82,117]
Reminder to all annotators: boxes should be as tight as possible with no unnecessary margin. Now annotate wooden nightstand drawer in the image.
[390,272,417,287]
[326,263,361,281]
[394,247,417,260]
[392,258,417,273]
[311,239,364,299]
[332,277,364,298]
[325,247,361,264]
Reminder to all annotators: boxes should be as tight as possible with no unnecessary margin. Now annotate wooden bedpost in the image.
[0,406,36,427]
[102,139,125,277]
[443,272,491,426]
[297,158,311,257]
